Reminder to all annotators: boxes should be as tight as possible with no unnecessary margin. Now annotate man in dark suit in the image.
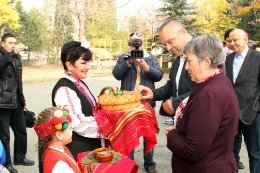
[225,28,260,173]
[139,18,195,117]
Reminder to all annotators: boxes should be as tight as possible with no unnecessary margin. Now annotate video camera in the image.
[124,38,143,59]
[24,46,30,51]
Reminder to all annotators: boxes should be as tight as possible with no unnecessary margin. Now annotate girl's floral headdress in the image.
[34,106,72,138]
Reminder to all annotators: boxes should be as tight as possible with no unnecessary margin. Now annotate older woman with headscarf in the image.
[165,35,240,173]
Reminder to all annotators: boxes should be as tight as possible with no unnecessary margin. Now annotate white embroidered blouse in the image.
[53,74,99,138]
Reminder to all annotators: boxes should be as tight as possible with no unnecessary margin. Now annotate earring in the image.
[68,71,72,76]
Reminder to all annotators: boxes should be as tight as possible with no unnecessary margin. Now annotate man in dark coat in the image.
[139,18,195,116]
[0,33,34,173]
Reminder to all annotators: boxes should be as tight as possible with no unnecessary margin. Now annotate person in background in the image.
[112,31,163,173]
[51,41,102,160]
[224,28,245,170]
[0,33,34,173]
[224,29,234,56]
[256,43,260,51]
[226,28,260,173]
[34,107,81,173]
[98,86,112,96]
[248,40,257,50]
[164,34,239,173]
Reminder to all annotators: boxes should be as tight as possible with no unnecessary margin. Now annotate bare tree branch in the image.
[116,0,132,8]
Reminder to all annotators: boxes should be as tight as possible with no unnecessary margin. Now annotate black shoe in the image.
[5,165,18,173]
[14,157,35,166]
[238,161,244,169]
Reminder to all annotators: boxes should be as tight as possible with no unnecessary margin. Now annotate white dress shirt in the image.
[233,47,249,83]
[176,55,186,96]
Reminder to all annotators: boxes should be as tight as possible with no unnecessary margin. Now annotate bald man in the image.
[225,28,260,173]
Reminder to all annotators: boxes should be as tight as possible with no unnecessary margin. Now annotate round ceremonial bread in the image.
[98,87,142,111]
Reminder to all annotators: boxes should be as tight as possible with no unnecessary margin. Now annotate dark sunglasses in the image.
[129,32,143,37]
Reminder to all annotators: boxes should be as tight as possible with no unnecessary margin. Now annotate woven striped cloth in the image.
[93,102,159,156]
[77,151,139,173]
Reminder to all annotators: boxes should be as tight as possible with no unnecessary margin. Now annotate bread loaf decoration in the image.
[98,87,142,111]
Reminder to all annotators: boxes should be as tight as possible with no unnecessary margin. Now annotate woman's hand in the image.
[165,126,175,138]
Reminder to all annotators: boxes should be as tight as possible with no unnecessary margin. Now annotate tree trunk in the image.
[27,51,31,66]
[78,14,85,42]
[53,50,60,65]
[0,26,5,36]
[75,0,86,42]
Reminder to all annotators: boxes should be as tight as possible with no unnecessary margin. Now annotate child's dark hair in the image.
[61,41,92,71]
[35,107,61,173]
[99,86,112,95]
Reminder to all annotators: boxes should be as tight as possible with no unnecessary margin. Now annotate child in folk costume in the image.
[34,106,81,173]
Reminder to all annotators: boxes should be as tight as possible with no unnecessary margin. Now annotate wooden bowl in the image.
[96,151,113,163]
[93,148,108,157]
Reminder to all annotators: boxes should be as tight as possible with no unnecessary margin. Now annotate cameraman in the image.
[112,32,163,173]
[0,33,34,173]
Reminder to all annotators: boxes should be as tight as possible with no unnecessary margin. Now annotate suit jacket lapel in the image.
[226,53,235,85]
[172,57,180,81]
[179,60,187,86]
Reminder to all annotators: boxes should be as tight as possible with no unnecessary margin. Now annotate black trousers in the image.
[68,132,101,159]
[233,128,242,164]
[0,107,27,166]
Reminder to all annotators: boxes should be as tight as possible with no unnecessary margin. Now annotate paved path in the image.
[10,74,249,173]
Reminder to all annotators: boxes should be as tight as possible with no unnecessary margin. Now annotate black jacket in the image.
[0,46,25,108]
[152,57,195,112]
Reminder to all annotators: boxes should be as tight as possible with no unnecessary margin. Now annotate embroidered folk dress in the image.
[53,74,99,138]
[52,74,102,158]
[43,146,81,173]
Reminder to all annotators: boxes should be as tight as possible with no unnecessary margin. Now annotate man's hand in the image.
[165,126,175,138]
[162,99,175,115]
[14,43,25,54]
[133,59,149,71]
[138,85,153,100]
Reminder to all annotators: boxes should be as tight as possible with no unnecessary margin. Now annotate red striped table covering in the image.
[93,102,159,156]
